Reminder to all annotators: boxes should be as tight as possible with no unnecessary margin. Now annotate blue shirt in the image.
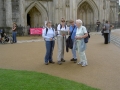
[42,27,56,41]
[69,25,77,40]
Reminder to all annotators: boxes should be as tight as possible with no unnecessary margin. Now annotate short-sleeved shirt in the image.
[76,26,87,38]
[57,24,68,36]
[104,24,110,33]
[69,25,77,40]
[96,21,101,27]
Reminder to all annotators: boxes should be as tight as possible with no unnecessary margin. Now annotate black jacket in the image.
[66,35,73,52]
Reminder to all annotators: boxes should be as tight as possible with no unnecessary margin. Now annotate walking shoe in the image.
[82,62,88,67]
[45,62,48,65]
[74,59,77,63]
[49,61,55,64]
[77,62,83,65]
[61,58,65,62]
[70,58,74,61]
[58,61,62,65]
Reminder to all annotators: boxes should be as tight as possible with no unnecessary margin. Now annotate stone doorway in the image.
[77,2,94,25]
[27,7,42,28]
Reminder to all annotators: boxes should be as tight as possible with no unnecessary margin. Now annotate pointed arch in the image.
[25,1,48,26]
[77,0,99,24]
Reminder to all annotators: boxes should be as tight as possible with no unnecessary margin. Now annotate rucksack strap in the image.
[45,28,54,36]
[60,24,67,30]
[45,28,48,35]
[70,26,75,36]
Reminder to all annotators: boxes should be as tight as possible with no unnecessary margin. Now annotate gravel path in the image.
[0,31,120,90]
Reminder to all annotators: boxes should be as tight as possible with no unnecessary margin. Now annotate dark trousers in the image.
[104,33,109,44]
[96,26,100,32]
[12,32,17,43]
[45,41,55,63]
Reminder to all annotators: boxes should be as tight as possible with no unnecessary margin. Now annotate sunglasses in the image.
[61,21,65,22]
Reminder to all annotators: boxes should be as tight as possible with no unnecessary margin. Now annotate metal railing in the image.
[52,22,120,32]
[0,22,120,36]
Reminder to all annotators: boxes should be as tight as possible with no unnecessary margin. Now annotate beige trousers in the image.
[57,36,66,61]
[76,40,88,64]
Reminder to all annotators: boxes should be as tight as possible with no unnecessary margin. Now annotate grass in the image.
[0,69,99,90]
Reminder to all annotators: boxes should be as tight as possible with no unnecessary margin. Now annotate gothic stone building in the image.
[0,0,119,34]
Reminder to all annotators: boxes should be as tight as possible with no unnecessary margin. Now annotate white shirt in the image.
[57,24,68,35]
[76,26,87,37]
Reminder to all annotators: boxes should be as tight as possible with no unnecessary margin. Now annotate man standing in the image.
[69,20,77,63]
[96,20,101,32]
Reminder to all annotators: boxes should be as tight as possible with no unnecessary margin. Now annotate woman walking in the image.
[75,19,88,67]
[42,21,56,65]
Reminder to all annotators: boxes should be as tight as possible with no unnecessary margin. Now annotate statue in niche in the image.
[66,0,70,7]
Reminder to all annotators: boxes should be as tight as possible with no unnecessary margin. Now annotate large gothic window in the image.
[77,2,94,25]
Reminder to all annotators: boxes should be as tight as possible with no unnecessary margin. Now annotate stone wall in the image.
[0,0,4,27]
[0,0,119,35]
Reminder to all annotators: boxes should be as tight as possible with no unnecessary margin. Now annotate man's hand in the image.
[50,38,53,41]
[62,34,65,36]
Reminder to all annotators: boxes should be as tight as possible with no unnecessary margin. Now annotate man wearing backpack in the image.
[57,18,68,65]
[42,21,56,65]
[69,20,77,63]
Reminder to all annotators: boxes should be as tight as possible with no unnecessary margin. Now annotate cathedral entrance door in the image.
[27,7,42,28]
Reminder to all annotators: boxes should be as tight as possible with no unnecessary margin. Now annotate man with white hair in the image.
[75,19,88,67]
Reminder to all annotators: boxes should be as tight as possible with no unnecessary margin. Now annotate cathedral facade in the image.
[0,0,119,34]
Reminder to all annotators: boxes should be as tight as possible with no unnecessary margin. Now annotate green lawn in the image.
[0,69,99,90]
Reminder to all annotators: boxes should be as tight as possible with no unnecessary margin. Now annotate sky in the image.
[119,0,120,5]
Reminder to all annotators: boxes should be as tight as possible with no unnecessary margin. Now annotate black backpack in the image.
[60,24,67,30]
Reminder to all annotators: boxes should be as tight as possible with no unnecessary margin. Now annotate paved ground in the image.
[0,29,120,90]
